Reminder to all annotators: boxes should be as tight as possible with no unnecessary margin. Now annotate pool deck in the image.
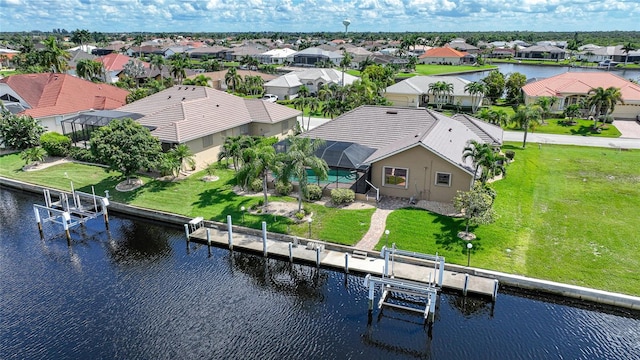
[188,226,498,299]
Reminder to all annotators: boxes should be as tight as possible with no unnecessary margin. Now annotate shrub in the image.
[331,188,355,205]
[250,178,263,192]
[68,147,97,163]
[307,184,323,201]
[504,150,515,161]
[295,211,305,220]
[40,132,71,157]
[275,181,293,195]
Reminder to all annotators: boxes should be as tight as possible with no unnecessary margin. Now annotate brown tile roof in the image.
[522,72,640,101]
[0,73,129,118]
[97,53,149,71]
[118,85,300,143]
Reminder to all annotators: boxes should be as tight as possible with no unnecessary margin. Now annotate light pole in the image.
[240,206,245,224]
[308,217,313,239]
[466,242,473,267]
[384,229,390,248]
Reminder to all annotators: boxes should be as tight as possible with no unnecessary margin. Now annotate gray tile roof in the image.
[385,76,471,95]
[451,114,503,147]
[303,106,503,174]
[118,85,300,143]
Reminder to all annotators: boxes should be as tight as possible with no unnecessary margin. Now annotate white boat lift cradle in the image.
[363,245,444,324]
[33,182,110,243]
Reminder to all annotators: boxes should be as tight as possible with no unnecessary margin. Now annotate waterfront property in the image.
[522,72,640,120]
[384,75,483,109]
[0,73,128,134]
[264,68,358,100]
[64,85,300,170]
[300,106,503,203]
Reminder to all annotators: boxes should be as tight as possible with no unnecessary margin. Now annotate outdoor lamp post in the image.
[240,206,245,224]
[384,229,390,248]
[466,242,473,267]
[308,217,313,239]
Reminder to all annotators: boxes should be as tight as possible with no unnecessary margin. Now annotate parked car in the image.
[261,94,278,103]
[598,59,619,67]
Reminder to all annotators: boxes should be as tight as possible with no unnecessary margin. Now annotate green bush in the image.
[307,184,323,201]
[68,147,97,163]
[40,132,71,157]
[275,181,293,195]
[295,211,305,220]
[505,150,515,161]
[250,178,263,192]
[331,188,355,205]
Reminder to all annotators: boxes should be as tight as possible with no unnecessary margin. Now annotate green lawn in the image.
[347,64,496,78]
[383,143,640,295]
[0,153,372,246]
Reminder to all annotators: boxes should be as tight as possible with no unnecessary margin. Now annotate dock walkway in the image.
[188,226,498,298]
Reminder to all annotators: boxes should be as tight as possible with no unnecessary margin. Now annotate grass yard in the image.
[347,64,496,78]
[383,143,640,295]
[0,153,372,246]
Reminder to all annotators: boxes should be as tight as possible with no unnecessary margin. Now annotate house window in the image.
[240,124,249,135]
[383,167,408,188]
[435,172,451,187]
[202,134,213,148]
[281,120,289,133]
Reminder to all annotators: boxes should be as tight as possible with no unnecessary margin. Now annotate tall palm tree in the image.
[150,54,166,82]
[184,74,212,86]
[237,144,279,208]
[339,50,353,86]
[428,81,454,110]
[621,42,635,66]
[171,144,196,172]
[464,81,486,114]
[306,97,320,131]
[41,36,70,73]
[587,86,623,128]
[462,140,493,182]
[218,135,254,171]
[279,136,328,212]
[512,104,543,148]
[224,67,241,93]
[169,54,189,84]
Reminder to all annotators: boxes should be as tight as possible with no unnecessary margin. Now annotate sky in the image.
[1,0,639,33]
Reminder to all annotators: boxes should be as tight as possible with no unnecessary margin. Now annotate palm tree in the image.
[621,42,635,66]
[237,144,279,208]
[479,150,507,184]
[322,99,341,119]
[171,144,196,172]
[512,104,543,148]
[339,50,353,86]
[71,29,91,50]
[150,55,166,82]
[563,104,581,125]
[21,147,46,166]
[218,135,254,171]
[317,84,333,101]
[169,54,189,84]
[279,136,328,212]
[298,85,310,98]
[535,96,558,124]
[41,36,70,73]
[428,81,454,110]
[183,74,212,86]
[464,81,486,114]
[307,97,320,131]
[224,67,241,93]
[587,87,623,128]
[462,140,493,181]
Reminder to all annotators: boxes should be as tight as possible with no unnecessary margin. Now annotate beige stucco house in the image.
[114,85,301,169]
[522,72,640,120]
[384,76,483,110]
[302,106,503,203]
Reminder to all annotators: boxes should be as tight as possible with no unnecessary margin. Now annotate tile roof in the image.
[522,72,640,101]
[419,46,467,59]
[302,106,501,173]
[0,73,128,118]
[97,53,146,71]
[265,69,358,88]
[385,76,471,95]
[118,85,300,143]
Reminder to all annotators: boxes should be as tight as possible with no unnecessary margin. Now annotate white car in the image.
[261,94,278,103]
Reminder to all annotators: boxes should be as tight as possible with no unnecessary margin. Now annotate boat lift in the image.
[364,244,446,324]
[33,182,110,243]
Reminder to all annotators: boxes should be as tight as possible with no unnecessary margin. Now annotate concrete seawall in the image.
[2,176,639,311]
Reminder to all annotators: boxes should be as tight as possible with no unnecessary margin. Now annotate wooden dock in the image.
[188,226,499,299]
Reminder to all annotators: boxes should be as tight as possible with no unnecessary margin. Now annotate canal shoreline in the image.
[3,176,639,311]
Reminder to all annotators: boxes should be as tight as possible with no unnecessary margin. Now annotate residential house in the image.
[0,73,128,134]
[97,53,148,83]
[186,46,233,60]
[419,46,473,65]
[230,43,269,61]
[186,69,277,91]
[300,106,503,202]
[264,68,358,100]
[449,41,480,54]
[292,47,343,67]
[522,72,640,120]
[515,45,566,60]
[489,48,515,59]
[384,76,481,110]
[113,85,301,169]
[66,50,97,77]
[368,54,409,67]
[256,48,297,64]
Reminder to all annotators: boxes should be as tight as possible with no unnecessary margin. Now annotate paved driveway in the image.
[613,120,640,139]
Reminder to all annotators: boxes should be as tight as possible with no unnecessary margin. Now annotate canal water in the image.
[1,188,639,359]
[456,63,640,83]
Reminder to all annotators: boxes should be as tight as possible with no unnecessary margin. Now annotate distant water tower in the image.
[343,19,351,34]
